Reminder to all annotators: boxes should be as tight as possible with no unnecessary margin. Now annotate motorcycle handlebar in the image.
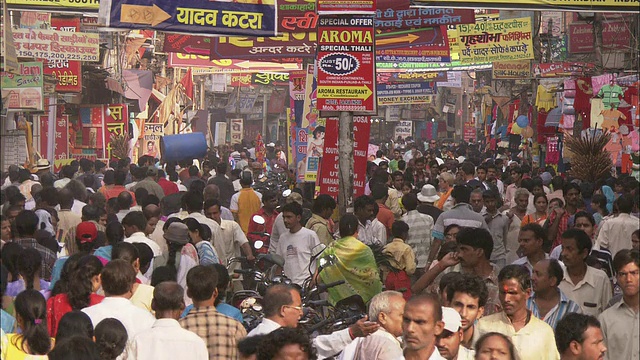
[318,280,345,292]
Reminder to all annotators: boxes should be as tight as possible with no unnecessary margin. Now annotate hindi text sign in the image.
[13,28,100,62]
[100,0,277,37]
[457,17,534,64]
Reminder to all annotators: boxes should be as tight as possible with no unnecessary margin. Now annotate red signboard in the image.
[318,117,339,197]
[375,0,475,30]
[532,62,596,78]
[463,122,476,142]
[568,21,631,54]
[317,0,375,14]
[54,115,69,171]
[211,32,316,59]
[168,53,303,72]
[376,26,450,63]
[353,115,371,197]
[44,17,82,93]
[316,16,376,113]
[163,34,211,56]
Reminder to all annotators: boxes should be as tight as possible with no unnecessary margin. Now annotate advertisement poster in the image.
[376,26,451,63]
[375,0,474,30]
[294,127,308,183]
[289,70,307,127]
[1,61,44,110]
[318,117,339,198]
[230,118,243,145]
[568,21,631,54]
[143,123,163,158]
[168,53,302,72]
[13,28,99,62]
[301,64,318,128]
[45,17,82,93]
[457,17,534,64]
[353,115,371,196]
[394,121,413,141]
[463,122,476,142]
[411,0,639,12]
[317,15,376,113]
[377,82,436,106]
[19,12,51,28]
[304,118,326,182]
[54,115,69,172]
[100,0,277,37]
[493,60,531,79]
[317,0,375,14]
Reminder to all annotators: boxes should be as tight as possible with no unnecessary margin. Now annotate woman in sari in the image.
[317,214,382,306]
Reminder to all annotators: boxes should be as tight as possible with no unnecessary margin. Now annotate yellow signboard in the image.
[493,60,531,79]
[457,17,534,64]
[6,0,99,10]
[413,0,639,12]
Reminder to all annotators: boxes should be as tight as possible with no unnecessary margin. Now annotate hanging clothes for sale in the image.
[598,84,624,109]
[600,108,626,132]
[574,77,593,111]
[604,133,622,166]
[590,98,605,129]
[536,84,556,111]
[546,136,560,164]
[592,74,613,96]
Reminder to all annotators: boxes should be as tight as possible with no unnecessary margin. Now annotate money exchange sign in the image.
[100,0,277,37]
[457,17,534,64]
[316,16,376,113]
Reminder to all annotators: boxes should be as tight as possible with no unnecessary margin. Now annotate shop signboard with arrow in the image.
[375,27,450,63]
[99,0,277,37]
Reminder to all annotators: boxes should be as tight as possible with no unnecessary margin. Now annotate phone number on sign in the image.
[16,50,98,62]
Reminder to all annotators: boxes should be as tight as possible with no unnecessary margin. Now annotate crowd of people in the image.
[0,137,638,360]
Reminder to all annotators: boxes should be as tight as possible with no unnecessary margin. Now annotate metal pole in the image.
[262,93,268,141]
[338,111,354,216]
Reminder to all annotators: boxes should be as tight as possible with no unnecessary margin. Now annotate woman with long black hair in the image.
[1,289,52,358]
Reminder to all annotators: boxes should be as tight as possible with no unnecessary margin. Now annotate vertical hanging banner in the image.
[99,0,277,37]
[317,15,376,114]
[457,17,534,64]
[353,115,371,196]
[230,118,244,145]
[45,17,82,93]
[53,115,69,172]
[143,123,163,158]
[103,104,129,160]
[318,117,339,197]
[317,0,376,14]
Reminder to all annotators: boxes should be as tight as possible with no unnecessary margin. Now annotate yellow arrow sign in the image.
[120,4,171,26]
[375,33,420,46]
[317,86,373,100]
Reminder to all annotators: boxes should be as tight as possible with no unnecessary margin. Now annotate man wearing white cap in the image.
[437,307,475,360]
[417,184,443,222]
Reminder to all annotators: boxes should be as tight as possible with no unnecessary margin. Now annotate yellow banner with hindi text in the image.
[457,17,534,64]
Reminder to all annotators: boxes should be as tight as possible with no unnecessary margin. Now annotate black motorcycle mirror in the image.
[252,215,266,225]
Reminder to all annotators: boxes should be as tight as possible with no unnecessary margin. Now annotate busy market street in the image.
[0,0,639,359]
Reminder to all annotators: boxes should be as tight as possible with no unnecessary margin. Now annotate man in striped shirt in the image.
[528,259,582,329]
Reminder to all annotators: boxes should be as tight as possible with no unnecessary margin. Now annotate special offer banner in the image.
[316,15,376,113]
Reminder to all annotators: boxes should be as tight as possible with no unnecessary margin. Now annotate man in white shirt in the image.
[82,260,155,343]
[355,195,386,247]
[340,291,405,360]
[596,194,639,257]
[559,229,612,317]
[115,191,134,222]
[204,199,255,266]
[269,193,304,254]
[122,211,164,277]
[512,223,550,275]
[274,202,321,286]
[128,281,208,360]
[181,191,223,248]
[403,294,447,360]
[248,284,379,359]
[436,307,475,360]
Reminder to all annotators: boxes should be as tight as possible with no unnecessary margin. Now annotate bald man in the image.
[203,184,234,221]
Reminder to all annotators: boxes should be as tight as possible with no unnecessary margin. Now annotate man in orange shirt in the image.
[230,171,262,234]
